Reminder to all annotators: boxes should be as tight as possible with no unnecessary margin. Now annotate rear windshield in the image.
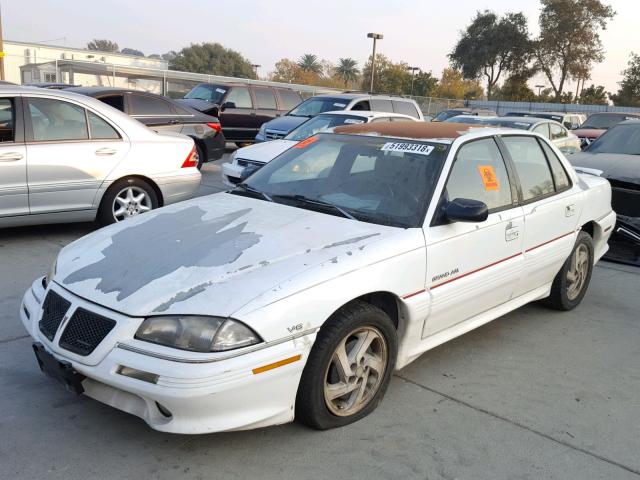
[285,114,366,141]
[184,84,227,103]
[588,124,640,155]
[580,114,639,130]
[289,97,351,117]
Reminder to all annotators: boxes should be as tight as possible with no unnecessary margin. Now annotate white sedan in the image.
[22,122,615,433]
[0,86,200,227]
[222,111,418,186]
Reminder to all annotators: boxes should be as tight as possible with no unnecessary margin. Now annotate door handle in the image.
[0,152,23,162]
[95,148,117,156]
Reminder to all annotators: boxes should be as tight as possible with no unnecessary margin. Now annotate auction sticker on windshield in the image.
[381,142,435,155]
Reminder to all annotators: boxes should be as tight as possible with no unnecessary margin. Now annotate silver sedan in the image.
[0,86,201,227]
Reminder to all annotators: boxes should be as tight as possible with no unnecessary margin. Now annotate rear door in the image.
[252,87,279,129]
[219,86,255,141]
[423,137,524,338]
[25,96,128,213]
[276,88,302,113]
[0,96,28,217]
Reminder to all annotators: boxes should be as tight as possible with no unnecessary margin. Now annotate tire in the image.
[97,177,159,226]
[194,143,205,170]
[235,142,251,148]
[544,231,594,311]
[296,300,397,430]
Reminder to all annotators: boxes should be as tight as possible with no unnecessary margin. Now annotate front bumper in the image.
[221,162,245,187]
[21,278,314,434]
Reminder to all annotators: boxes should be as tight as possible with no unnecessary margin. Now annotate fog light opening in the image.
[156,402,172,418]
[116,366,159,384]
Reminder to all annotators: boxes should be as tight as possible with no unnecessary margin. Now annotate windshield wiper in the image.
[272,194,355,220]
[233,183,273,202]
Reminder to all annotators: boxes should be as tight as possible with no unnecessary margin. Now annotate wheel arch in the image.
[101,174,165,208]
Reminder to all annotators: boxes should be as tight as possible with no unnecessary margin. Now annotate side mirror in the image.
[221,101,235,111]
[444,198,489,223]
[240,164,261,182]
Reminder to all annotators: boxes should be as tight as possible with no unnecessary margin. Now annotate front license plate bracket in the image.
[32,342,85,395]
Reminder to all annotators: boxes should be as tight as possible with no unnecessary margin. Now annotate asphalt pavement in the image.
[1,153,639,480]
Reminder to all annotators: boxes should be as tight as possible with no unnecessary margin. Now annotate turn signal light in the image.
[181,145,198,168]
[207,122,222,133]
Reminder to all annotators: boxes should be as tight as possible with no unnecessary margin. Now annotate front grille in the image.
[59,308,116,356]
[611,187,640,218]
[39,291,71,341]
[264,130,286,140]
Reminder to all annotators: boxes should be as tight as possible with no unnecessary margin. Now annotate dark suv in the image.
[67,87,225,168]
[255,93,424,142]
[179,83,303,145]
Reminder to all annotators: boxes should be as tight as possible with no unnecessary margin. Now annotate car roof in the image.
[318,110,415,119]
[66,86,148,96]
[314,92,414,101]
[334,121,497,142]
[588,111,640,117]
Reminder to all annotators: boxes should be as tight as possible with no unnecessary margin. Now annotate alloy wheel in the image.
[566,243,589,301]
[112,186,152,222]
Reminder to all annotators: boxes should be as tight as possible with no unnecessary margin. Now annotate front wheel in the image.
[97,177,159,226]
[545,231,594,311]
[296,301,397,430]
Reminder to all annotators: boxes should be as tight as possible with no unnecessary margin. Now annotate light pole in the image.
[367,33,383,92]
[407,66,419,96]
[535,84,545,97]
[251,64,261,78]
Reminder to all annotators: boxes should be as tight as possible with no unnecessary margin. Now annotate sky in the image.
[3,0,636,94]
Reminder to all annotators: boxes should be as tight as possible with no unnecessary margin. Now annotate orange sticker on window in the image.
[294,135,319,149]
[477,165,500,191]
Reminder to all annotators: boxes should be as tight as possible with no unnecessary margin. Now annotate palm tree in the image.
[334,58,360,87]
[297,54,322,75]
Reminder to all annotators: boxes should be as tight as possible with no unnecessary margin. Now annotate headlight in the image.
[45,258,57,287]
[135,316,262,353]
[230,150,238,165]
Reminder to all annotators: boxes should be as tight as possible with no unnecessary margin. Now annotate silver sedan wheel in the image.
[112,186,152,222]
[324,326,388,417]
[567,243,589,301]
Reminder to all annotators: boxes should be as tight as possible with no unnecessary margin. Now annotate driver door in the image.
[422,137,524,338]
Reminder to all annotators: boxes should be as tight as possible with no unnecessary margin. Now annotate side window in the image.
[254,88,277,109]
[28,98,88,141]
[502,136,555,201]
[277,89,302,110]
[370,117,390,123]
[533,123,550,139]
[225,87,253,109]
[370,98,393,112]
[0,98,15,142]
[392,100,420,118]
[445,138,513,211]
[87,111,120,140]
[550,123,567,140]
[98,95,125,112]
[350,100,371,111]
[129,94,173,116]
[540,140,571,191]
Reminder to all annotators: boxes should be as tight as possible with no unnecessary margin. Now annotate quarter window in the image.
[392,100,420,118]
[502,136,555,201]
[254,88,277,109]
[277,89,302,110]
[29,98,89,141]
[87,111,120,140]
[225,87,253,109]
[445,138,513,211]
[550,122,567,140]
[533,123,550,138]
[0,98,15,142]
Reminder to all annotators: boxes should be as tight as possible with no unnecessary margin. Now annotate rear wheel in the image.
[296,301,396,430]
[194,143,205,170]
[97,177,159,226]
[235,142,251,148]
[545,231,594,311]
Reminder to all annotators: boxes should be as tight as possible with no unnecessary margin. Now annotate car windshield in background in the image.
[285,114,366,141]
[580,114,637,130]
[434,110,467,121]
[446,117,532,130]
[184,84,227,103]
[588,124,640,155]
[243,133,449,228]
[289,97,350,117]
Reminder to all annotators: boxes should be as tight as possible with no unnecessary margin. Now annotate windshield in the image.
[184,84,227,103]
[446,117,531,130]
[588,124,640,155]
[289,97,351,117]
[434,110,467,121]
[285,114,366,141]
[580,114,638,130]
[243,133,449,228]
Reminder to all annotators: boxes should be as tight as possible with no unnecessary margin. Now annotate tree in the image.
[297,54,322,75]
[610,53,640,107]
[494,72,536,101]
[86,39,119,52]
[334,58,359,87]
[449,11,531,99]
[533,0,615,101]
[361,54,410,94]
[411,71,438,97]
[121,48,144,57]
[270,58,300,83]
[434,68,484,100]
[170,43,255,78]
[579,84,608,105]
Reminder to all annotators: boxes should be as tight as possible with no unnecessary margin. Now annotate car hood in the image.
[262,115,308,133]
[569,152,640,186]
[55,193,411,318]
[177,98,217,115]
[235,139,297,163]
[572,128,605,138]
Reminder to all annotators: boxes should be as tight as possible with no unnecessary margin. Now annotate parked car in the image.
[22,122,614,433]
[178,83,303,145]
[446,116,581,154]
[0,86,200,228]
[503,111,586,130]
[67,87,224,168]
[569,120,640,265]
[26,82,80,90]
[222,111,419,186]
[432,107,496,122]
[255,93,424,142]
[573,112,640,149]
